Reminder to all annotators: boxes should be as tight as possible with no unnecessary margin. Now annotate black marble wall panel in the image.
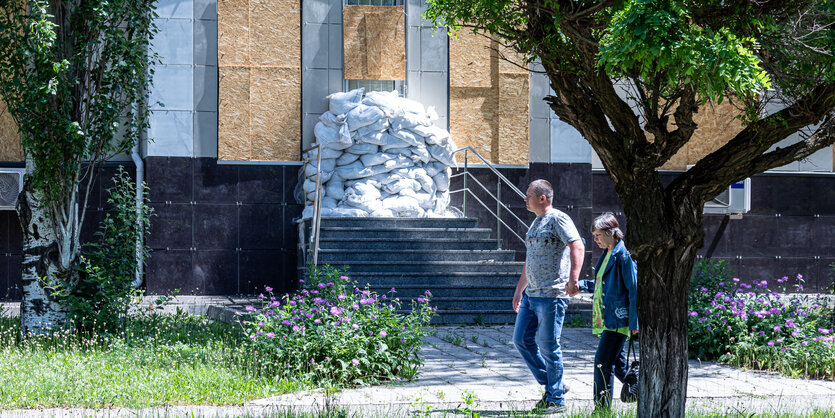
[593,171,835,290]
[143,157,301,296]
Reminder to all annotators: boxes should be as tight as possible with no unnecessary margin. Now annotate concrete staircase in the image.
[305,217,591,325]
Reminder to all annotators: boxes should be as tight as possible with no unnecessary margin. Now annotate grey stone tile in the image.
[194,19,218,66]
[194,65,218,112]
[302,23,329,69]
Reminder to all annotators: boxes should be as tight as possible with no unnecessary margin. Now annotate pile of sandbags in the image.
[300,88,458,218]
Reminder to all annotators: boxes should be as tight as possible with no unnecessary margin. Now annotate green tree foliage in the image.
[0,0,157,270]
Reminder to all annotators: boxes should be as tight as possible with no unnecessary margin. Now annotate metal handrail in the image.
[449,146,529,249]
[300,144,324,267]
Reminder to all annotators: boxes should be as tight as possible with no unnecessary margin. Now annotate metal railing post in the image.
[496,177,501,250]
[463,150,468,217]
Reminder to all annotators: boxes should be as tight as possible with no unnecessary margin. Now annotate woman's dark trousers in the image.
[593,330,628,408]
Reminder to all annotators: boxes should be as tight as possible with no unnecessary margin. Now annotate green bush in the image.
[51,166,153,333]
[688,260,835,379]
[242,266,435,386]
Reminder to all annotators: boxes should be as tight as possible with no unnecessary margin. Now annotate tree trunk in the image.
[17,180,72,335]
[619,175,704,418]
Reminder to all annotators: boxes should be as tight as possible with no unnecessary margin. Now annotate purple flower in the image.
[314,318,321,324]
[417,297,427,303]
[351,358,359,366]
[773,326,781,332]
[424,290,432,296]
[688,311,698,317]
[352,323,359,329]
[245,306,256,312]
[330,306,343,316]
[718,282,725,287]
[380,330,387,337]
[776,338,784,343]
[249,335,256,340]
[265,286,273,292]
[802,341,808,346]
[340,275,349,281]
[390,288,396,293]
[352,304,360,310]
[732,278,740,282]
[327,282,334,287]
[767,341,774,346]
[257,322,265,327]
[318,283,326,288]
[299,279,305,284]
[266,332,275,338]
[338,294,346,300]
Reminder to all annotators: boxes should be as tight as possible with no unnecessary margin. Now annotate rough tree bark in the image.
[16,179,73,335]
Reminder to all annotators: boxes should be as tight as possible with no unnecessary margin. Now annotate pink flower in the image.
[265,286,273,292]
[379,330,387,337]
[245,306,256,312]
[266,332,275,338]
[351,358,359,366]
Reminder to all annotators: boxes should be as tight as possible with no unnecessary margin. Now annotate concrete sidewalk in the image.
[252,325,835,416]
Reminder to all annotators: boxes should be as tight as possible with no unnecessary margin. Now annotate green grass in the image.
[0,313,302,409]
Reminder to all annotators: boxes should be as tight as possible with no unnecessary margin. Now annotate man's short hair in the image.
[529,179,553,204]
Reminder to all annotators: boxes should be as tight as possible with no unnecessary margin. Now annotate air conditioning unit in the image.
[704,178,751,215]
[0,168,25,210]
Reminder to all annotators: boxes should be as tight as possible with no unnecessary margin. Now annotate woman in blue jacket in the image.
[579,212,639,409]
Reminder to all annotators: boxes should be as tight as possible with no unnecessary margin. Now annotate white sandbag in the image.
[414,191,435,210]
[330,206,369,217]
[371,154,413,176]
[302,205,314,219]
[411,124,450,145]
[382,195,424,217]
[390,112,430,131]
[314,122,352,150]
[398,97,426,115]
[334,160,374,180]
[304,162,318,178]
[322,196,338,209]
[360,152,394,167]
[357,130,392,146]
[380,134,411,151]
[320,111,346,128]
[410,145,430,164]
[370,172,404,185]
[350,181,382,200]
[428,143,456,167]
[370,208,395,217]
[336,152,360,166]
[346,104,386,132]
[325,179,345,200]
[426,106,439,121]
[346,143,378,155]
[344,187,383,213]
[413,168,435,193]
[389,128,424,147]
[398,187,417,198]
[327,88,364,115]
[303,179,316,194]
[425,161,446,177]
[389,147,411,157]
[308,146,343,161]
[383,178,421,194]
[434,190,451,213]
[433,170,450,192]
[361,90,403,116]
[356,118,389,137]
[320,158,337,172]
[345,177,381,189]
[306,170,333,184]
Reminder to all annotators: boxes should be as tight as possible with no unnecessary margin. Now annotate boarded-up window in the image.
[449,31,529,165]
[218,0,301,161]
[343,5,405,81]
[657,100,745,170]
[0,101,23,161]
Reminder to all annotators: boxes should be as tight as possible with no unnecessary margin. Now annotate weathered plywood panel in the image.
[450,87,498,163]
[343,5,405,80]
[497,72,529,165]
[0,101,23,161]
[686,101,743,164]
[218,67,251,160]
[498,44,528,75]
[218,0,250,67]
[250,67,301,161]
[250,0,300,68]
[449,31,493,88]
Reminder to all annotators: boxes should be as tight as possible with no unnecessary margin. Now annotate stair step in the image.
[317,249,516,263]
[319,227,493,240]
[318,260,524,273]
[318,238,501,250]
[319,217,478,229]
[368,285,516,298]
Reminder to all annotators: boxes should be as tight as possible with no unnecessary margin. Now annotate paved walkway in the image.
[248,325,835,416]
[3,302,835,416]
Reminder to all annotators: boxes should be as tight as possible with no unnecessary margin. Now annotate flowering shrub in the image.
[242,266,435,385]
[688,260,835,379]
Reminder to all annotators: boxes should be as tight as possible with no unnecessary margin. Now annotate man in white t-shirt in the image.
[512,179,584,414]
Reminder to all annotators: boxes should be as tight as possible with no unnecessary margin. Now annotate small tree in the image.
[425,1,835,416]
[0,0,157,334]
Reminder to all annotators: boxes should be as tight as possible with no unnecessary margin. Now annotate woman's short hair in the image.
[592,212,624,241]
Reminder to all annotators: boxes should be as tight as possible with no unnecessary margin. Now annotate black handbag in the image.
[620,337,639,403]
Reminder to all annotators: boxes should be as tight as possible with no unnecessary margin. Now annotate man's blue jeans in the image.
[513,294,570,405]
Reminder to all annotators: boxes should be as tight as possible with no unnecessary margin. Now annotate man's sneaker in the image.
[533,401,566,415]
[536,385,570,408]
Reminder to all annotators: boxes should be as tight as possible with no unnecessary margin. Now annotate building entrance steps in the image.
[302,216,592,324]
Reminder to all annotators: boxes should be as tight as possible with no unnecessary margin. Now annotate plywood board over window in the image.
[0,101,23,161]
[217,0,301,161]
[658,100,745,170]
[449,31,529,165]
[343,5,405,81]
